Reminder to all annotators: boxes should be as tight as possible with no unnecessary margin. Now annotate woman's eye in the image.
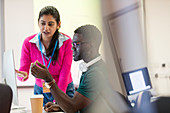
[48,23,54,26]
[41,23,46,26]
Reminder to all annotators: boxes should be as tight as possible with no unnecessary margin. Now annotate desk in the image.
[11,109,64,113]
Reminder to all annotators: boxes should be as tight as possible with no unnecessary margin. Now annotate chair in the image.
[0,83,13,113]
[152,96,170,113]
[134,91,157,113]
[136,91,151,109]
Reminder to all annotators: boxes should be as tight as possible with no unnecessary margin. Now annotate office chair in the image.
[134,90,157,113]
[152,96,170,113]
[0,83,13,113]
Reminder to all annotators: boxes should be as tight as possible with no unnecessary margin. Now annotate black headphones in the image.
[79,56,102,72]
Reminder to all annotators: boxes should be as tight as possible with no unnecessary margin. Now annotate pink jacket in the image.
[18,33,73,93]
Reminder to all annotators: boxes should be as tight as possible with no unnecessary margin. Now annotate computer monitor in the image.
[122,67,152,95]
[2,49,19,106]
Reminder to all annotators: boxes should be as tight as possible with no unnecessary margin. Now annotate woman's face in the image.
[38,14,60,41]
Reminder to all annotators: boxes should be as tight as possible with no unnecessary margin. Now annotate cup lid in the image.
[30,94,44,98]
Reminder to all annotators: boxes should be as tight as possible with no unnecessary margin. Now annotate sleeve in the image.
[17,38,31,81]
[57,38,73,93]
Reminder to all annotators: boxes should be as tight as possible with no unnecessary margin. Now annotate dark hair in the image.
[38,6,60,65]
[74,24,102,51]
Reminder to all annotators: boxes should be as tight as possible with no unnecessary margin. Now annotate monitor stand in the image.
[11,103,25,110]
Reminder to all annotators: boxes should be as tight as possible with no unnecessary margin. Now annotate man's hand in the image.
[44,102,63,112]
[31,60,53,82]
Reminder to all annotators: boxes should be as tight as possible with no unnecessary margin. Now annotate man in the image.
[31,24,130,113]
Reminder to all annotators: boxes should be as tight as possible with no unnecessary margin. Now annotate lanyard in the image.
[38,33,58,69]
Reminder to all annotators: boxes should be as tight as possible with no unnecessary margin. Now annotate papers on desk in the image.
[11,103,64,113]
[11,109,64,113]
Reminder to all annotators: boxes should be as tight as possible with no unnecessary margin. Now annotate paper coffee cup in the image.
[30,95,44,113]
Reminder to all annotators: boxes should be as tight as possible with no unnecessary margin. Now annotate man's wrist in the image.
[45,79,56,89]
[45,77,53,82]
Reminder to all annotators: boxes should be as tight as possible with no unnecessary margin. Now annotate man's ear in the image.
[90,42,99,53]
[89,41,96,48]
[88,43,95,54]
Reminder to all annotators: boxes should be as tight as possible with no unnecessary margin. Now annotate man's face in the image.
[72,33,89,61]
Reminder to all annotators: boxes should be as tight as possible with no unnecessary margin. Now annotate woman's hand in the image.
[31,60,53,82]
[44,102,63,112]
[15,70,28,81]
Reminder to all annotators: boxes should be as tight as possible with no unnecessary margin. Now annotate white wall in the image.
[101,0,142,95]
[101,0,139,17]
[100,0,170,97]
[33,0,102,37]
[145,0,170,96]
[0,0,5,82]
[4,0,34,107]
[5,0,35,69]
[5,0,35,87]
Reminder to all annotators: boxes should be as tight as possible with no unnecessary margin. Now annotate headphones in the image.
[79,55,102,72]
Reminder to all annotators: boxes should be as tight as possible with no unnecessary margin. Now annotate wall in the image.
[4,0,34,108]
[5,0,35,86]
[101,0,170,97]
[33,0,102,37]
[0,0,5,82]
[145,0,170,96]
[100,0,142,95]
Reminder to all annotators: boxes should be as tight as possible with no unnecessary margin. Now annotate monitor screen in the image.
[122,67,152,95]
[2,49,18,105]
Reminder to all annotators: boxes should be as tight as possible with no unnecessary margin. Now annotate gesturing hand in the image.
[15,70,28,81]
[31,60,53,82]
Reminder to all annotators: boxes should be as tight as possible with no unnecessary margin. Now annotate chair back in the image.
[135,91,157,113]
[0,83,13,113]
[153,96,170,113]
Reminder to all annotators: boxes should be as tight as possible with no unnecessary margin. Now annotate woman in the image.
[16,6,74,106]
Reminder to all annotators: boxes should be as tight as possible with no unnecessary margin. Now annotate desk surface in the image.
[11,109,64,113]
